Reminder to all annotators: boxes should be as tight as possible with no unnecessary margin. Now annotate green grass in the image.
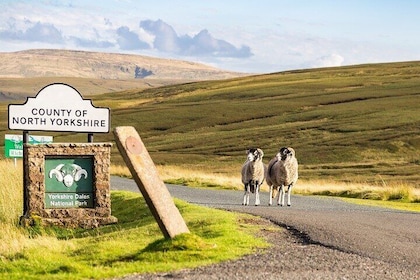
[0,160,272,279]
[1,61,419,278]
[101,62,419,187]
[1,61,419,186]
[0,190,272,280]
[340,197,420,212]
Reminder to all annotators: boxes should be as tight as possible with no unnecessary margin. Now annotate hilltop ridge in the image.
[0,49,244,80]
[0,49,247,98]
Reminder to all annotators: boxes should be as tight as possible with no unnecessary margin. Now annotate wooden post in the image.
[113,126,190,239]
[22,130,29,216]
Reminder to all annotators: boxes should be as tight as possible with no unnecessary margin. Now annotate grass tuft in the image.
[0,161,271,279]
[296,180,419,204]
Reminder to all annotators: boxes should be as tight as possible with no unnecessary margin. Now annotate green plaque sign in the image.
[45,157,94,208]
[4,134,23,157]
[4,134,53,158]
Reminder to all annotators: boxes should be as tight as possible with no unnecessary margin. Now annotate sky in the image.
[0,0,419,73]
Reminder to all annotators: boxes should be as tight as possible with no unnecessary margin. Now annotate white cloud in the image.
[116,26,149,50]
[1,1,420,73]
[313,53,344,68]
[0,5,252,67]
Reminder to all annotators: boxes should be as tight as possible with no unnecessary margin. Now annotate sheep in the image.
[241,148,266,206]
[266,147,298,206]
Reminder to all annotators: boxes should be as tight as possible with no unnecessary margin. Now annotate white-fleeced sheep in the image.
[266,147,298,206]
[241,148,265,206]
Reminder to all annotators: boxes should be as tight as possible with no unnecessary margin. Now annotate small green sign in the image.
[45,157,94,208]
[4,135,23,157]
[4,134,53,158]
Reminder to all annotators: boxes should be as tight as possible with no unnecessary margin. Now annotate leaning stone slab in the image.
[113,126,190,239]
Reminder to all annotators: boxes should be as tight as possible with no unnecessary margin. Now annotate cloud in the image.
[0,11,253,69]
[315,53,344,67]
[70,37,114,49]
[116,26,150,50]
[140,19,252,58]
[24,22,63,43]
[181,29,252,57]
[140,19,181,53]
[0,21,64,44]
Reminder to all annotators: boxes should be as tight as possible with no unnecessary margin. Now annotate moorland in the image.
[1,53,419,195]
[1,51,419,279]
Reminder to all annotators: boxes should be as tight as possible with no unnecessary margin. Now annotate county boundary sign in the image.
[8,83,110,133]
[8,83,116,229]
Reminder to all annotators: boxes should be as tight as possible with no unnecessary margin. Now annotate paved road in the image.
[111,176,420,276]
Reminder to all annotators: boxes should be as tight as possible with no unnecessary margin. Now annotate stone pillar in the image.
[20,143,117,228]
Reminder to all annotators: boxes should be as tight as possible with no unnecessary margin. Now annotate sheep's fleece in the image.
[266,147,298,206]
[241,148,265,206]
[241,148,265,193]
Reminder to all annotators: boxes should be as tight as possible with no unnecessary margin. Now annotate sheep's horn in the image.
[74,168,88,181]
[49,164,65,182]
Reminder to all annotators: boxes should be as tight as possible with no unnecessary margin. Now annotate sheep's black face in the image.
[278,147,288,160]
[279,147,295,161]
[247,148,263,162]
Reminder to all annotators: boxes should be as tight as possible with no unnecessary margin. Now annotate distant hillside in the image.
[92,61,418,186]
[0,49,246,98]
[1,61,419,186]
[0,49,243,80]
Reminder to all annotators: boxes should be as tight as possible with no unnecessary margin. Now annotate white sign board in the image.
[8,83,110,133]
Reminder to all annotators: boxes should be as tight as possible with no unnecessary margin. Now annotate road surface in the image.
[111,176,420,279]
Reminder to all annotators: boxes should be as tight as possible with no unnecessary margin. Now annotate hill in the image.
[0,49,246,98]
[1,61,419,187]
[99,61,420,187]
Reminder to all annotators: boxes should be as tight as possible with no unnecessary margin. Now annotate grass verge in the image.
[0,160,272,279]
[339,197,420,212]
[1,192,272,279]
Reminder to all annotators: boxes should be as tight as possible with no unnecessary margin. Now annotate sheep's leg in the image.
[272,187,277,198]
[286,184,293,206]
[279,185,285,206]
[268,185,273,206]
[242,184,247,205]
[255,182,260,206]
[276,185,282,205]
[243,184,250,206]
